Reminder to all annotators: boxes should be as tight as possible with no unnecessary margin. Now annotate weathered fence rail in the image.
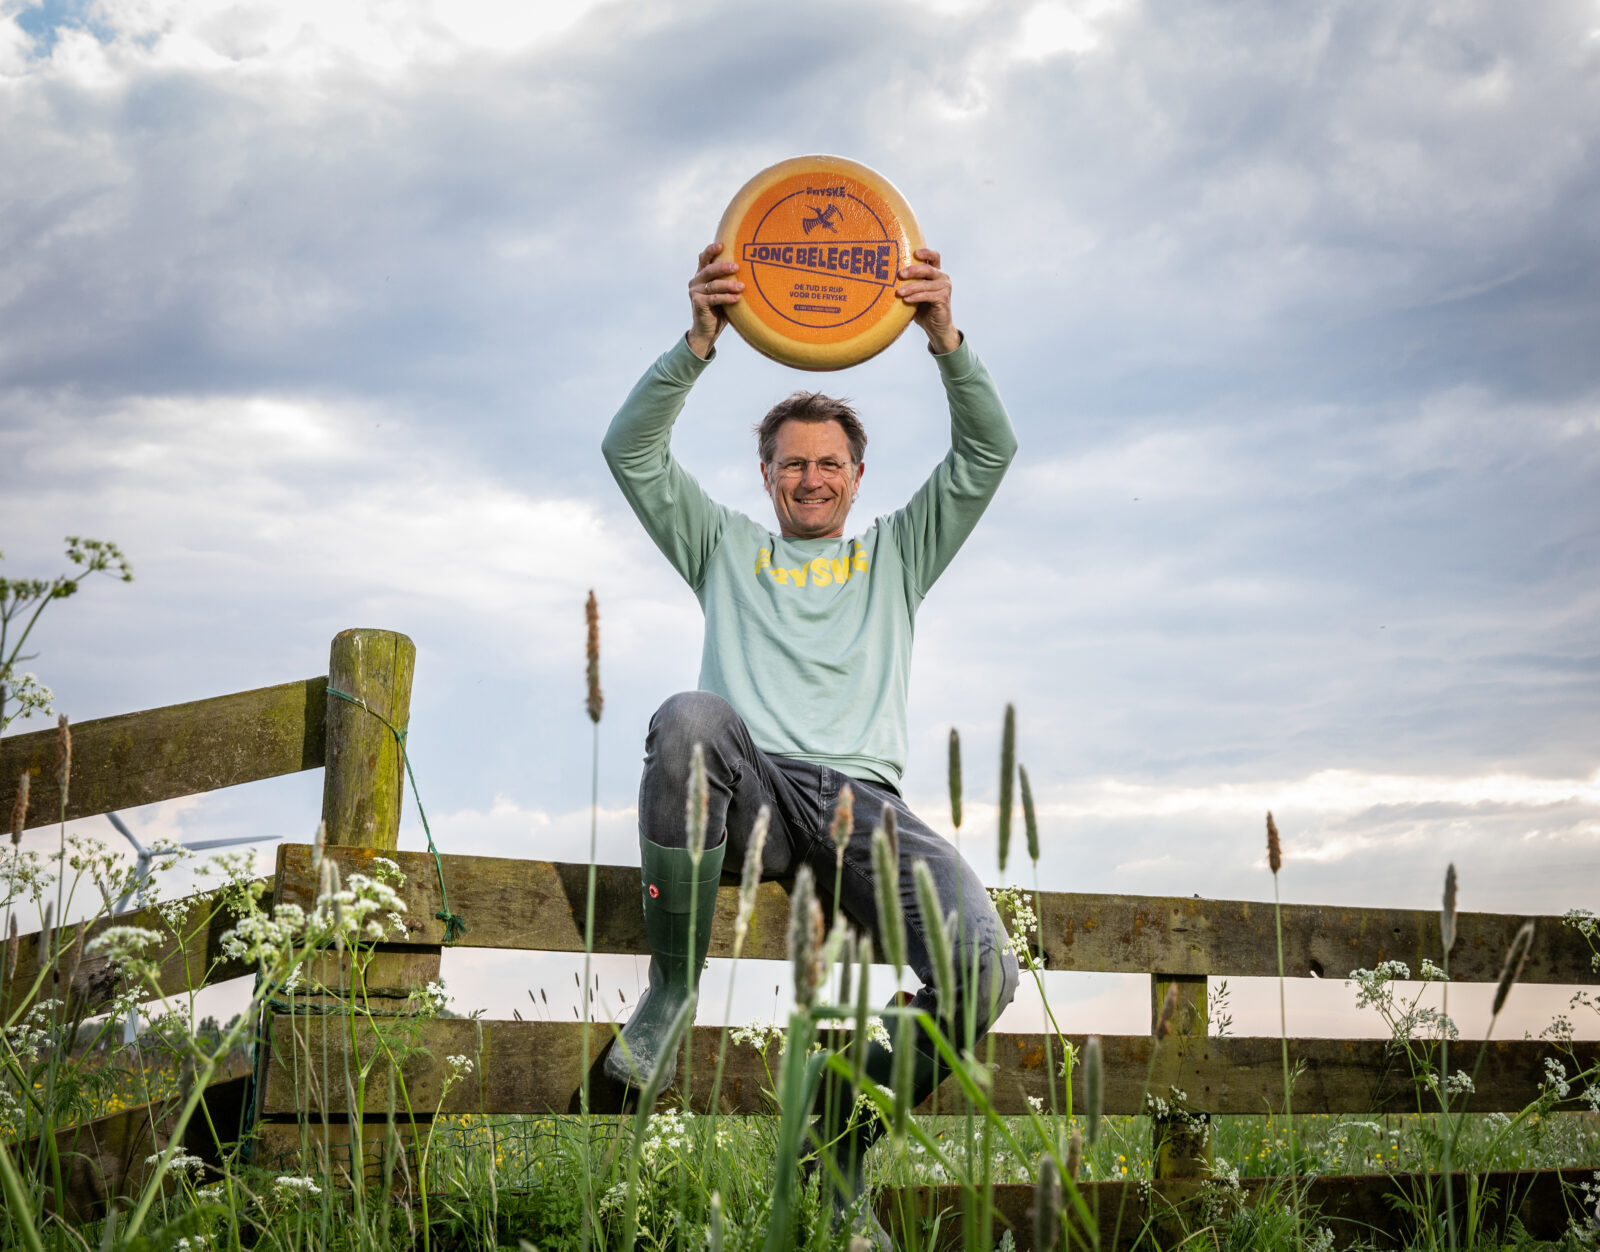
[5,626,1596,1247]
[0,677,327,831]
[275,844,1598,984]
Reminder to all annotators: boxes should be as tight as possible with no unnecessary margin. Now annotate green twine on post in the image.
[324,685,468,944]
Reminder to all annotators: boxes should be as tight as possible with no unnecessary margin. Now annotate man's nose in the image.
[799,462,827,489]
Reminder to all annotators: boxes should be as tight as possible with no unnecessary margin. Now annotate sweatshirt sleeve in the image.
[601,336,731,592]
[887,339,1019,600]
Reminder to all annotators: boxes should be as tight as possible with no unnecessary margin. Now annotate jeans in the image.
[638,691,1018,1043]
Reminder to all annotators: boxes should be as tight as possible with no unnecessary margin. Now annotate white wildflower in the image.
[274,1175,323,1195]
[372,856,405,886]
[146,1151,205,1176]
[88,926,163,962]
[730,1020,785,1052]
[866,1015,891,1050]
[1542,1058,1572,1100]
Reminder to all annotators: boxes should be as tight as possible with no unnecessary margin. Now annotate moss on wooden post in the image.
[321,628,415,850]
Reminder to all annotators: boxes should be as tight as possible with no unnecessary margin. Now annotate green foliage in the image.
[0,537,133,735]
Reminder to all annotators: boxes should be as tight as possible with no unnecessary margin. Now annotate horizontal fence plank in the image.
[0,677,327,831]
[2,882,268,1021]
[284,845,1598,985]
[259,1015,1592,1118]
[21,1073,251,1222]
[890,1167,1592,1250]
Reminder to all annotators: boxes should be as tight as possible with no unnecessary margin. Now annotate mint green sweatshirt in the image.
[602,335,1016,789]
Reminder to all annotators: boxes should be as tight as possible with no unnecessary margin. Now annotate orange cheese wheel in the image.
[716,155,924,371]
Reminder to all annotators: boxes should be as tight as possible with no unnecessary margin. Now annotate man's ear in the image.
[759,461,773,492]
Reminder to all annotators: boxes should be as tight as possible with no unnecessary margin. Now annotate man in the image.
[601,240,1019,1241]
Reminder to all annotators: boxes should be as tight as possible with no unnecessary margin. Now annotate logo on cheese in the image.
[754,544,869,588]
[740,183,900,334]
[717,156,923,371]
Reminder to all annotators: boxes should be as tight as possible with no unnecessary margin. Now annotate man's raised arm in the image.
[887,249,1018,598]
[600,244,746,590]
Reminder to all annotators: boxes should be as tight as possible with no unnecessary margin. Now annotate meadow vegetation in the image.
[1,550,1597,1251]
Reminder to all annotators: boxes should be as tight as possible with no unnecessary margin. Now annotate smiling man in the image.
[601,240,1018,1244]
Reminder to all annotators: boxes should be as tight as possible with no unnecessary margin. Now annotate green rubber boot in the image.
[807,1024,943,1250]
[603,837,725,1091]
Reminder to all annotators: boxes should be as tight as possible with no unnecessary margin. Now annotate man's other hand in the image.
[897,247,961,356]
[687,242,743,360]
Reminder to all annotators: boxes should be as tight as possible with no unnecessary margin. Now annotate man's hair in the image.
[754,393,868,466]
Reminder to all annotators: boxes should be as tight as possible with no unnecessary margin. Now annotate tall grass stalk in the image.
[1441,862,1458,1252]
[1266,810,1302,1247]
[1441,918,1536,1244]
[579,589,603,1251]
[701,806,769,1207]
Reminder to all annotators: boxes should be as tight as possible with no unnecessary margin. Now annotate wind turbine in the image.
[106,812,273,914]
[104,812,278,1041]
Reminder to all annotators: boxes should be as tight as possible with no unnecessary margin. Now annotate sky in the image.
[1,0,1597,1039]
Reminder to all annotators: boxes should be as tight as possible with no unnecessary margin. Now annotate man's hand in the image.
[686,241,743,360]
[896,247,961,355]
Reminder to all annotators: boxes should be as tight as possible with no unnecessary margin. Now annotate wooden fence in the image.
[3,628,1596,1247]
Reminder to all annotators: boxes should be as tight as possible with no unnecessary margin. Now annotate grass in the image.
[4,801,1597,1252]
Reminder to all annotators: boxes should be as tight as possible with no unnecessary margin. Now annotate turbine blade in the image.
[181,835,280,852]
[105,811,144,853]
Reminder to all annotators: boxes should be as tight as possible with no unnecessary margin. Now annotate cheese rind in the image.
[716,155,924,371]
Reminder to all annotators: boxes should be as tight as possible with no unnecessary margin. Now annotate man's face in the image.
[760,419,865,540]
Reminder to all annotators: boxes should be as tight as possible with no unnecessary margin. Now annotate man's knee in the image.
[647,691,740,770]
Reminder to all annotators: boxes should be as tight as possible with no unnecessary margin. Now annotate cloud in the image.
[1,0,1596,939]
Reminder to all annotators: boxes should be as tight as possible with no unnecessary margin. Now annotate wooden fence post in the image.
[1150,973,1211,1181]
[322,628,416,850]
[255,628,439,1187]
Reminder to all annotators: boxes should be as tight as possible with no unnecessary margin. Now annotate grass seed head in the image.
[913,858,955,1013]
[788,864,824,1011]
[891,1009,917,1138]
[733,805,770,959]
[1033,1152,1062,1252]
[871,825,906,975]
[4,914,17,983]
[56,713,71,802]
[1493,920,1536,1017]
[10,771,28,844]
[830,783,854,857]
[1266,811,1282,875]
[35,902,53,980]
[1085,1035,1103,1145]
[948,727,963,830]
[998,704,1016,872]
[685,743,709,862]
[1442,862,1458,956]
[1156,983,1179,1038]
[1021,764,1039,864]
[709,1191,724,1252]
[851,933,874,1086]
[883,804,898,863]
[1065,1125,1083,1181]
[584,590,603,724]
